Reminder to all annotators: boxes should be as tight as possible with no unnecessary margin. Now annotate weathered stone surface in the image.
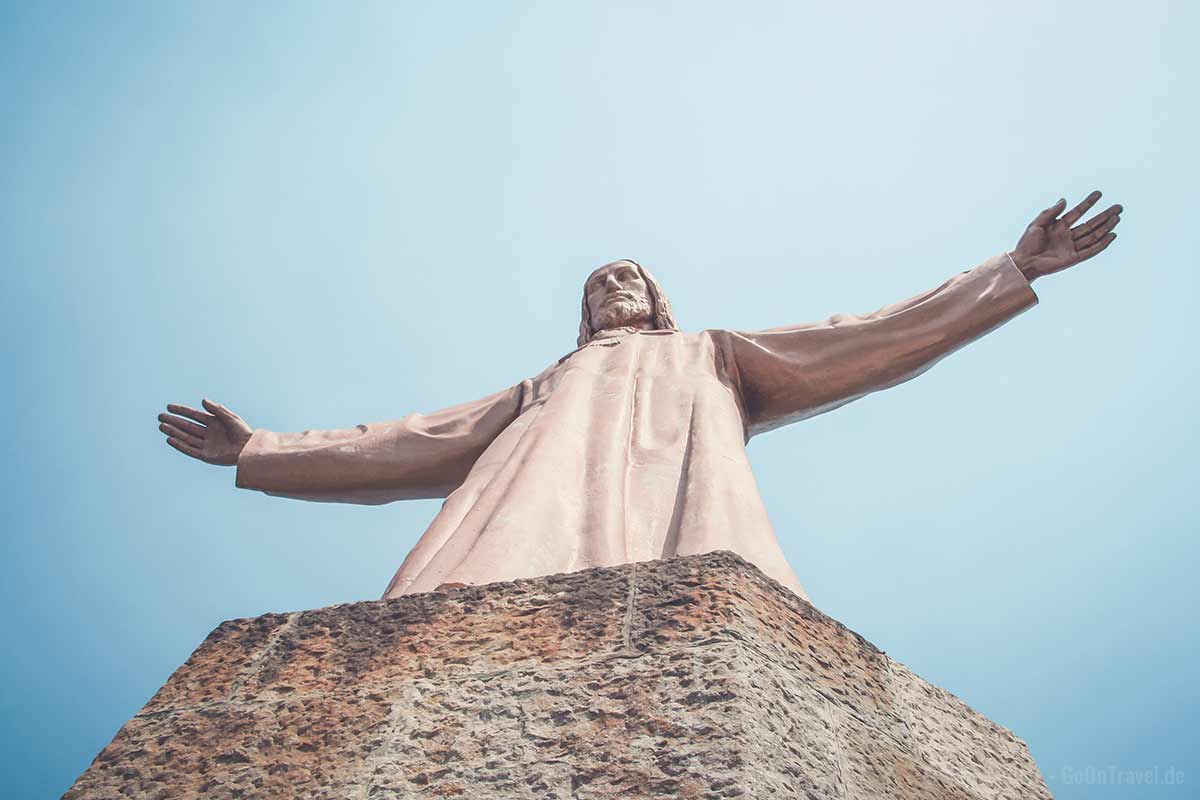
[65,551,1052,799]
[140,611,293,714]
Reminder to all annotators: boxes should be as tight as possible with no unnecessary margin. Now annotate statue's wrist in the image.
[1007,251,1039,284]
[228,433,252,466]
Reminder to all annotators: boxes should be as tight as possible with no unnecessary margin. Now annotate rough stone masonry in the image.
[64,551,1052,798]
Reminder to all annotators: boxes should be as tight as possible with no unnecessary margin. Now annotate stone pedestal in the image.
[65,551,1051,798]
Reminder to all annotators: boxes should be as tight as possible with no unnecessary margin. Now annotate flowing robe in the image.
[236,254,1038,599]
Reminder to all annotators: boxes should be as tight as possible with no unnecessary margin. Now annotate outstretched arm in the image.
[158,385,526,504]
[712,191,1123,437]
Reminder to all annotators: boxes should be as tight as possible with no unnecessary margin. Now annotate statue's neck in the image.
[594,318,655,337]
[592,320,655,340]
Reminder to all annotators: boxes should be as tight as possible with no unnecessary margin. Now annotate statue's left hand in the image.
[1010,190,1122,282]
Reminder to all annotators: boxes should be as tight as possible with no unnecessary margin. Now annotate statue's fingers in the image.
[166,436,205,460]
[202,398,240,423]
[1062,190,1102,226]
[160,422,203,448]
[1075,220,1118,251]
[1071,204,1122,239]
[157,413,207,437]
[1074,232,1116,262]
[167,403,216,425]
[1075,215,1120,247]
[1033,198,1067,224]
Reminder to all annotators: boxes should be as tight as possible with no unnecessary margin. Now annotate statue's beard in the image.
[592,295,654,331]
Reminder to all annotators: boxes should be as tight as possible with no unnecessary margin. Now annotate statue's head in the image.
[578,259,678,347]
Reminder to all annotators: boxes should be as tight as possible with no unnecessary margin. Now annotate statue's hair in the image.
[577,259,678,347]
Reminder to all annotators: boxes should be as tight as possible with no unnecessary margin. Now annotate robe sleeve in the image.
[710,253,1039,438]
[234,383,527,504]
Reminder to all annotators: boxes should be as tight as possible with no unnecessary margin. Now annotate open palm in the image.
[1011,190,1121,281]
[158,399,252,466]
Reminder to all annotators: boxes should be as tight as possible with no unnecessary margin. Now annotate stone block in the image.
[65,551,1051,799]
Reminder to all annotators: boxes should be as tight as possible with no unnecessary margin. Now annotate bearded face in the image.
[592,292,653,329]
[584,261,655,331]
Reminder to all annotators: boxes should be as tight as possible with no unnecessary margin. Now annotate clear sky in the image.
[2,2,1196,797]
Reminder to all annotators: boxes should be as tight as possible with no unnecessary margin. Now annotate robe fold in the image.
[236,253,1038,599]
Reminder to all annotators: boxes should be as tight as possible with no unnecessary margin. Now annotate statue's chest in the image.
[533,333,742,453]
[535,333,733,416]
[561,332,716,382]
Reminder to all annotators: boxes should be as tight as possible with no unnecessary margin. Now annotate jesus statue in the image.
[158,192,1121,600]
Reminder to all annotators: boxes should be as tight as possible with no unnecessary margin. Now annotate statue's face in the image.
[585,260,654,331]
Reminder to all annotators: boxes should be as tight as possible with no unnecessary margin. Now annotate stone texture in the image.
[64,551,1052,799]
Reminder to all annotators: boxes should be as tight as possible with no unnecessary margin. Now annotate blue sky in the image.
[2,2,1196,797]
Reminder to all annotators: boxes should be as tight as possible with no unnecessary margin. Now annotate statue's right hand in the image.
[158,399,253,466]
